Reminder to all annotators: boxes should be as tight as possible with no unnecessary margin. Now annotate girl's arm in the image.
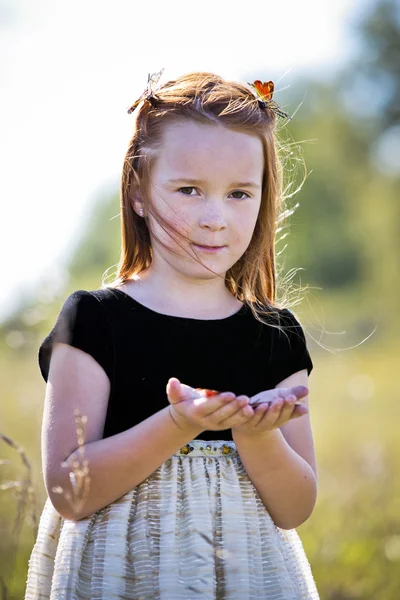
[232,369,318,530]
[43,343,203,521]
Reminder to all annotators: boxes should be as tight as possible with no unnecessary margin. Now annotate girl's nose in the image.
[199,203,227,230]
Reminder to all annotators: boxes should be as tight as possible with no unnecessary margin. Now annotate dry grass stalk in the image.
[0,433,38,597]
[51,409,91,518]
[0,434,38,534]
[0,576,8,600]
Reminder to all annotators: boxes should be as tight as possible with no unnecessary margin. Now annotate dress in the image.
[25,287,319,599]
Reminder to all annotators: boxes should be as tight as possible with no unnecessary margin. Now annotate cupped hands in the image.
[166,377,309,435]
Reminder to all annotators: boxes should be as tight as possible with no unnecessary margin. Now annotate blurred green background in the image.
[1,1,400,598]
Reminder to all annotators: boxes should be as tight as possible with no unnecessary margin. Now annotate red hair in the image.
[103,72,306,326]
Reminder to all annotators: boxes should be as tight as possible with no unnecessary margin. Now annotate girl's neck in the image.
[122,269,243,320]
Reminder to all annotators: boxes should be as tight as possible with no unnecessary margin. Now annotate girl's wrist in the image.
[167,406,203,437]
[231,427,276,441]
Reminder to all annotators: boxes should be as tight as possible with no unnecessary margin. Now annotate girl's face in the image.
[145,120,264,283]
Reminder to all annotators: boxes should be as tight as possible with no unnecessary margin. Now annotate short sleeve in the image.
[270,308,313,387]
[38,290,114,383]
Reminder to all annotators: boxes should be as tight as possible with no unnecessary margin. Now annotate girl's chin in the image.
[158,245,236,274]
[175,257,229,279]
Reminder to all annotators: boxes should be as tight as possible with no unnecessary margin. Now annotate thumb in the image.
[166,377,182,404]
[280,385,309,402]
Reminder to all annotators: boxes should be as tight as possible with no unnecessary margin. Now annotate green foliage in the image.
[297,348,400,598]
[348,0,400,131]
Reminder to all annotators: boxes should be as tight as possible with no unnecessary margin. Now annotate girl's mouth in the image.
[192,244,226,253]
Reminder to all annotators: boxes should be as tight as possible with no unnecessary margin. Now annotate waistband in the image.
[174,439,238,458]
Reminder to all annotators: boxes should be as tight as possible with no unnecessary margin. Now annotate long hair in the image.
[103,72,306,326]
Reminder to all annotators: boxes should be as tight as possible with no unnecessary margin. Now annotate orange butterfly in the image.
[251,80,275,101]
[248,79,291,120]
[195,388,219,397]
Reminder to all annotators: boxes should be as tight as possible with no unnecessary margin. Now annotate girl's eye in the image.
[179,187,196,195]
[231,191,249,200]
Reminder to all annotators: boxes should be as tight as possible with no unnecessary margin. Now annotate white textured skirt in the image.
[25,440,319,599]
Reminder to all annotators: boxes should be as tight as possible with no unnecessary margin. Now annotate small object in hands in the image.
[195,388,219,397]
[249,396,305,408]
[247,79,292,121]
[127,68,164,114]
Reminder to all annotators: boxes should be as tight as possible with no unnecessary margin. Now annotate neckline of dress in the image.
[110,287,248,323]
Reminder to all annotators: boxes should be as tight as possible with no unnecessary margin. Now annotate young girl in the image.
[25,72,319,599]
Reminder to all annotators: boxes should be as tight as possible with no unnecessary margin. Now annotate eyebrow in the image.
[167,178,261,189]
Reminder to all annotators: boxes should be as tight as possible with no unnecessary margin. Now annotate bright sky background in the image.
[0,0,367,321]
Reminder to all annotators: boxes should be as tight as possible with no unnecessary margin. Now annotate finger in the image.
[278,385,309,402]
[180,382,201,399]
[273,395,306,427]
[167,379,201,403]
[217,396,252,426]
[194,392,236,417]
[166,377,182,404]
[276,396,297,424]
[292,404,309,418]
[248,394,266,407]
[219,395,255,427]
[234,402,268,430]
[258,398,284,428]
[224,404,255,428]
[251,402,272,427]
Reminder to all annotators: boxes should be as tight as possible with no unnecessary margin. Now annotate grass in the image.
[0,434,37,599]
[50,409,91,518]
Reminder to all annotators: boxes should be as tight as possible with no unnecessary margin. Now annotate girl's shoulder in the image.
[247,302,304,328]
[38,289,115,384]
[262,305,314,381]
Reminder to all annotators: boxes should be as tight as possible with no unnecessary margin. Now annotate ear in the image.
[132,198,145,217]
[129,182,145,217]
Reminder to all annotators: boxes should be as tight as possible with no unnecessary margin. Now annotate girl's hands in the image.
[166,378,309,435]
[232,386,309,436]
[166,378,254,432]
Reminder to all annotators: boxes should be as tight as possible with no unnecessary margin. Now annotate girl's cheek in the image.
[165,208,191,234]
[149,209,189,241]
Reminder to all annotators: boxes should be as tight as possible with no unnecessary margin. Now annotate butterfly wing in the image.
[147,68,164,94]
[248,78,291,120]
[127,68,164,114]
[250,80,274,102]
[257,80,274,101]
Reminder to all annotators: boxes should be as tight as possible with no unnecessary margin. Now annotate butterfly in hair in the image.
[127,68,164,114]
[248,79,291,120]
